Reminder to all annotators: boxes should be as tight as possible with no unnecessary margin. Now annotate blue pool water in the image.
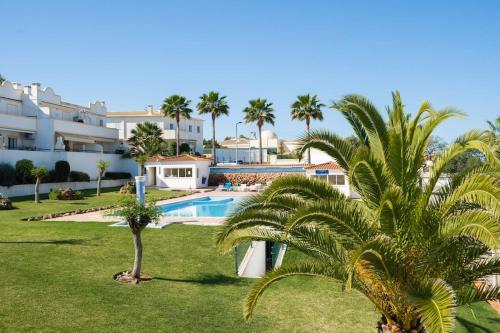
[210,166,305,174]
[160,196,244,218]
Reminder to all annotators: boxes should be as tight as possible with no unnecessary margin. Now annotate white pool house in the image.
[145,155,212,189]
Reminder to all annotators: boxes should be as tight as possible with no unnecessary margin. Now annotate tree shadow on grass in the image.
[456,316,496,333]
[0,239,88,245]
[154,273,244,286]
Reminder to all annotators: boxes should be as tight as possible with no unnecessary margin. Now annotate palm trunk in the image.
[97,173,102,196]
[34,177,40,203]
[212,115,216,165]
[306,118,311,164]
[140,164,144,176]
[176,114,180,156]
[377,316,420,333]
[258,125,263,164]
[131,230,143,279]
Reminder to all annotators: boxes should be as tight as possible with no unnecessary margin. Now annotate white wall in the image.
[0,179,128,197]
[0,150,138,179]
[146,160,210,189]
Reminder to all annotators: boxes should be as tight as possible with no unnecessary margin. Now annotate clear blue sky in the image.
[1,1,498,142]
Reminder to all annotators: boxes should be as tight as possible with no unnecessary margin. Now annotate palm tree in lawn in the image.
[96,160,110,196]
[161,95,193,156]
[217,92,500,333]
[197,91,229,164]
[125,122,166,175]
[31,166,48,204]
[291,94,324,164]
[117,196,161,282]
[243,99,275,164]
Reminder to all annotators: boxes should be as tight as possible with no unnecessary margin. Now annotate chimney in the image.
[31,82,41,87]
[146,105,154,114]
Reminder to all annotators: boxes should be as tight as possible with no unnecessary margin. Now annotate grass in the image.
[0,190,498,332]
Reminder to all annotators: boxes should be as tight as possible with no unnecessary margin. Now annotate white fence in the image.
[0,179,128,197]
[0,149,138,179]
[215,148,268,164]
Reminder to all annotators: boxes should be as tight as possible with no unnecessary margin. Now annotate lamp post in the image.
[235,121,242,164]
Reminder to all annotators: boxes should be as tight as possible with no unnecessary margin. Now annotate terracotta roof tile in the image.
[147,155,212,162]
[304,162,342,170]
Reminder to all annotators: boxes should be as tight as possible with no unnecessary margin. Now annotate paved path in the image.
[47,190,254,226]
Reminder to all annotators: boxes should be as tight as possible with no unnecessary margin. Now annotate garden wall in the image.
[0,179,128,197]
[208,172,296,186]
[0,149,138,179]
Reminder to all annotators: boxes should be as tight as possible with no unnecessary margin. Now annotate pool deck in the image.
[46,190,253,226]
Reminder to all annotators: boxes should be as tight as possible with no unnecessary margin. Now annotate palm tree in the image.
[243,99,275,164]
[161,95,193,156]
[290,94,324,164]
[197,91,229,164]
[31,166,48,204]
[217,92,500,333]
[118,197,161,282]
[96,160,110,196]
[486,116,500,151]
[125,122,166,175]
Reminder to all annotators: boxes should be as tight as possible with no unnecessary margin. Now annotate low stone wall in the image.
[0,179,128,198]
[208,172,296,186]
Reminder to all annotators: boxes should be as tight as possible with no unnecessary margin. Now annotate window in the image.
[99,119,104,127]
[169,123,174,130]
[188,125,192,132]
[7,137,17,149]
[162,167,193,178]
[197,126,201,133]
[313,174,346,185]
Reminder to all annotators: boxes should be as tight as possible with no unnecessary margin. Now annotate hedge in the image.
[0,163,16,187]
[53,160,70,182]
[104,172,132,180]
[69,171,90,182]
[15,159,34,184]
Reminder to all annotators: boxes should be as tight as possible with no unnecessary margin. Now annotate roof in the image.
[147,155,212,162]
[304,162,342,170]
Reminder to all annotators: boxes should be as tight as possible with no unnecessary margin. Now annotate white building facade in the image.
[0,81,136,178]
[106,106,204,154]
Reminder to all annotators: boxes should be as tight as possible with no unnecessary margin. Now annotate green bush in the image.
[69,171,90,182]
[53,160,70,182]
[48,188,84,200]
[0,163,16,187]
[104,172,132,180]
[0,193,14,210]
[15,159,34,184]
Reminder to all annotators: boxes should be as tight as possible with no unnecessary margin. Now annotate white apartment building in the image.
[0,81,136,178]
[106,106,204,154]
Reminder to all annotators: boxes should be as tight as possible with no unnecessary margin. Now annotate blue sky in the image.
[1,1,499,142]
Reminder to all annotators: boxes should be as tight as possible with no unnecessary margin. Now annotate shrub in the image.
[0,163,16,187]
[53,160,70,182]
[120,181,136,194]
[48,188,84,200]
[0,193,14,210]
[15,159,34,184]
[105,172,132,180]
[69,171,90,182]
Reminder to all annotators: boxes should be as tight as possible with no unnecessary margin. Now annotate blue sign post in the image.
[135,176,146,205]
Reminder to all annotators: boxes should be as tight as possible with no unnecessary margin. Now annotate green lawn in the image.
[0,190,498,332]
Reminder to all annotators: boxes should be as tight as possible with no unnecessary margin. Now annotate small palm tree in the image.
[118,197,161,281]
[96,160,110,196]
[243,99,275,164]
[217,92,500,333]
[31,166,48,204]
[125,122,166,175]
[197,91,229,164]
[161,95,193,156]
[291,94,324,163]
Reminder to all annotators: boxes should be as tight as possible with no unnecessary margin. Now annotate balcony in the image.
[53,119,118,140]
[0,113,37,133]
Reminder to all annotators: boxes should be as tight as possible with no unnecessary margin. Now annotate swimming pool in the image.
[160,196,244,218]
[210,166,305,174]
